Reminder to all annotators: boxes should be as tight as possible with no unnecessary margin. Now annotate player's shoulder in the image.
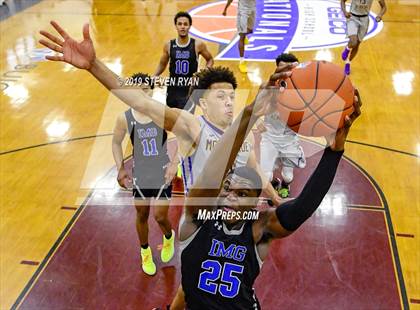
[194,38,208,50]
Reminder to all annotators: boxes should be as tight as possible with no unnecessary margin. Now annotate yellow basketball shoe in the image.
[238,61,247,73]
[244,36,250,45]
[140,246,156,275]
[161,230,175,263]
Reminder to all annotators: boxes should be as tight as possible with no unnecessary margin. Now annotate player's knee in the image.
[281,167,294,184]
[136,206,149,223]
[153,211,167,225]
[349,37,358,48]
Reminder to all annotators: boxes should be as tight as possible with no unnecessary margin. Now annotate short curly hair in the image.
[188,66,237,105]
[275,53,299,66]
[174,11,192,25]
[130,72,154,89]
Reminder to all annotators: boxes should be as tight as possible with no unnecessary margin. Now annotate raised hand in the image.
[327,89,362,151]
[252,62,296,117]
[39,21,96,70]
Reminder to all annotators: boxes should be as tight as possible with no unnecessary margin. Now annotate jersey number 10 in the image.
[175,60,189,75]
[198,259,244,298]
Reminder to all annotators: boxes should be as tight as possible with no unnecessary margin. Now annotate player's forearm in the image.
[88,58,122,91]
[275,147,343,231]
[206,57,214,68]
[189,103,258,196]
[378,1,387,17]
[112,142,125,170]
[340,0,347,14]
[88,59,148,112]
[153,62,166,77]
[224,0,233,11]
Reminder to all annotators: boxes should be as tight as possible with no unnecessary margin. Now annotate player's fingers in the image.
[40,30,64,46]
[45,55,64,62]
[82,23,90,40]
[343,115,353,129]
[50,20,70,39]
[39,39,63,53]
[269,71,292,85]
[354,88,362,107]
[275,62,297,73]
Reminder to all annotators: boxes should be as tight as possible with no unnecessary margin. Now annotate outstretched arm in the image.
[257,91,362,240]
[179,64,294,240]
[39,21,200,145]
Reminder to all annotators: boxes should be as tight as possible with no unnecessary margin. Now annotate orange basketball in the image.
[277,60,355,137]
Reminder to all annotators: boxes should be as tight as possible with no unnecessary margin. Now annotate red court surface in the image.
[16,142,403,309]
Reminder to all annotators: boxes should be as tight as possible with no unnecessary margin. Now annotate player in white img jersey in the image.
[258,53,306,199]
[223,0,256,73]
[341,0,387,75]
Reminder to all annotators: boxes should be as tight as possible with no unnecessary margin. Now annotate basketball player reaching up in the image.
[38,21,283,203]
[258,53,306,198]
[178,71,362,309]
[341,0,386,75]
[112,72,176,276]
[154,11,214,112]
[223,0,256,73]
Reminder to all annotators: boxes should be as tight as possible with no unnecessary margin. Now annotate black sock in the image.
[271,178,280,188]
[165,232,172,240]
[281,180,290,188]
[141,243,149,249]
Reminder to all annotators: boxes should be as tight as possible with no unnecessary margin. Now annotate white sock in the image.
[346,59,350,64]
[240,57,244,63]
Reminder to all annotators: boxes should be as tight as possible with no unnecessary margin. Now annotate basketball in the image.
[277,60,355,137]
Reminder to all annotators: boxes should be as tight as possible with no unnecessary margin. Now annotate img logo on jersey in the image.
[198,238,246,297]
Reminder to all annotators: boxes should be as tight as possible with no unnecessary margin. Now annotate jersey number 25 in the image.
[198,259,244,298]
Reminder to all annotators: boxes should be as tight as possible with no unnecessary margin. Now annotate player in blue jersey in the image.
[178,71,362,309]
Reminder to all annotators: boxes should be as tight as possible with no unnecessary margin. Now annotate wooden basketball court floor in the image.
[0,0,419,309]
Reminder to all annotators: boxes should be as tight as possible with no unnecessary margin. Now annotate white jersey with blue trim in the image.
[263,112,299,146]
[181,116,253,193]
[350,0,374,15]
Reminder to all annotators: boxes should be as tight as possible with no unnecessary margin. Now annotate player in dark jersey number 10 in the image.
[154,11,214,112]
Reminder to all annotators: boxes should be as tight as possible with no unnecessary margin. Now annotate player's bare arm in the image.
[112,113,130,189]
[222,0,234,16]
[253,91,362,244]
[246,144,283,206]
[153,42,170,77]
[39,21,201,155]
[376,0,387,22]
[340,0,351,18]
[197,40,214,68]
[181,64,294,241]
